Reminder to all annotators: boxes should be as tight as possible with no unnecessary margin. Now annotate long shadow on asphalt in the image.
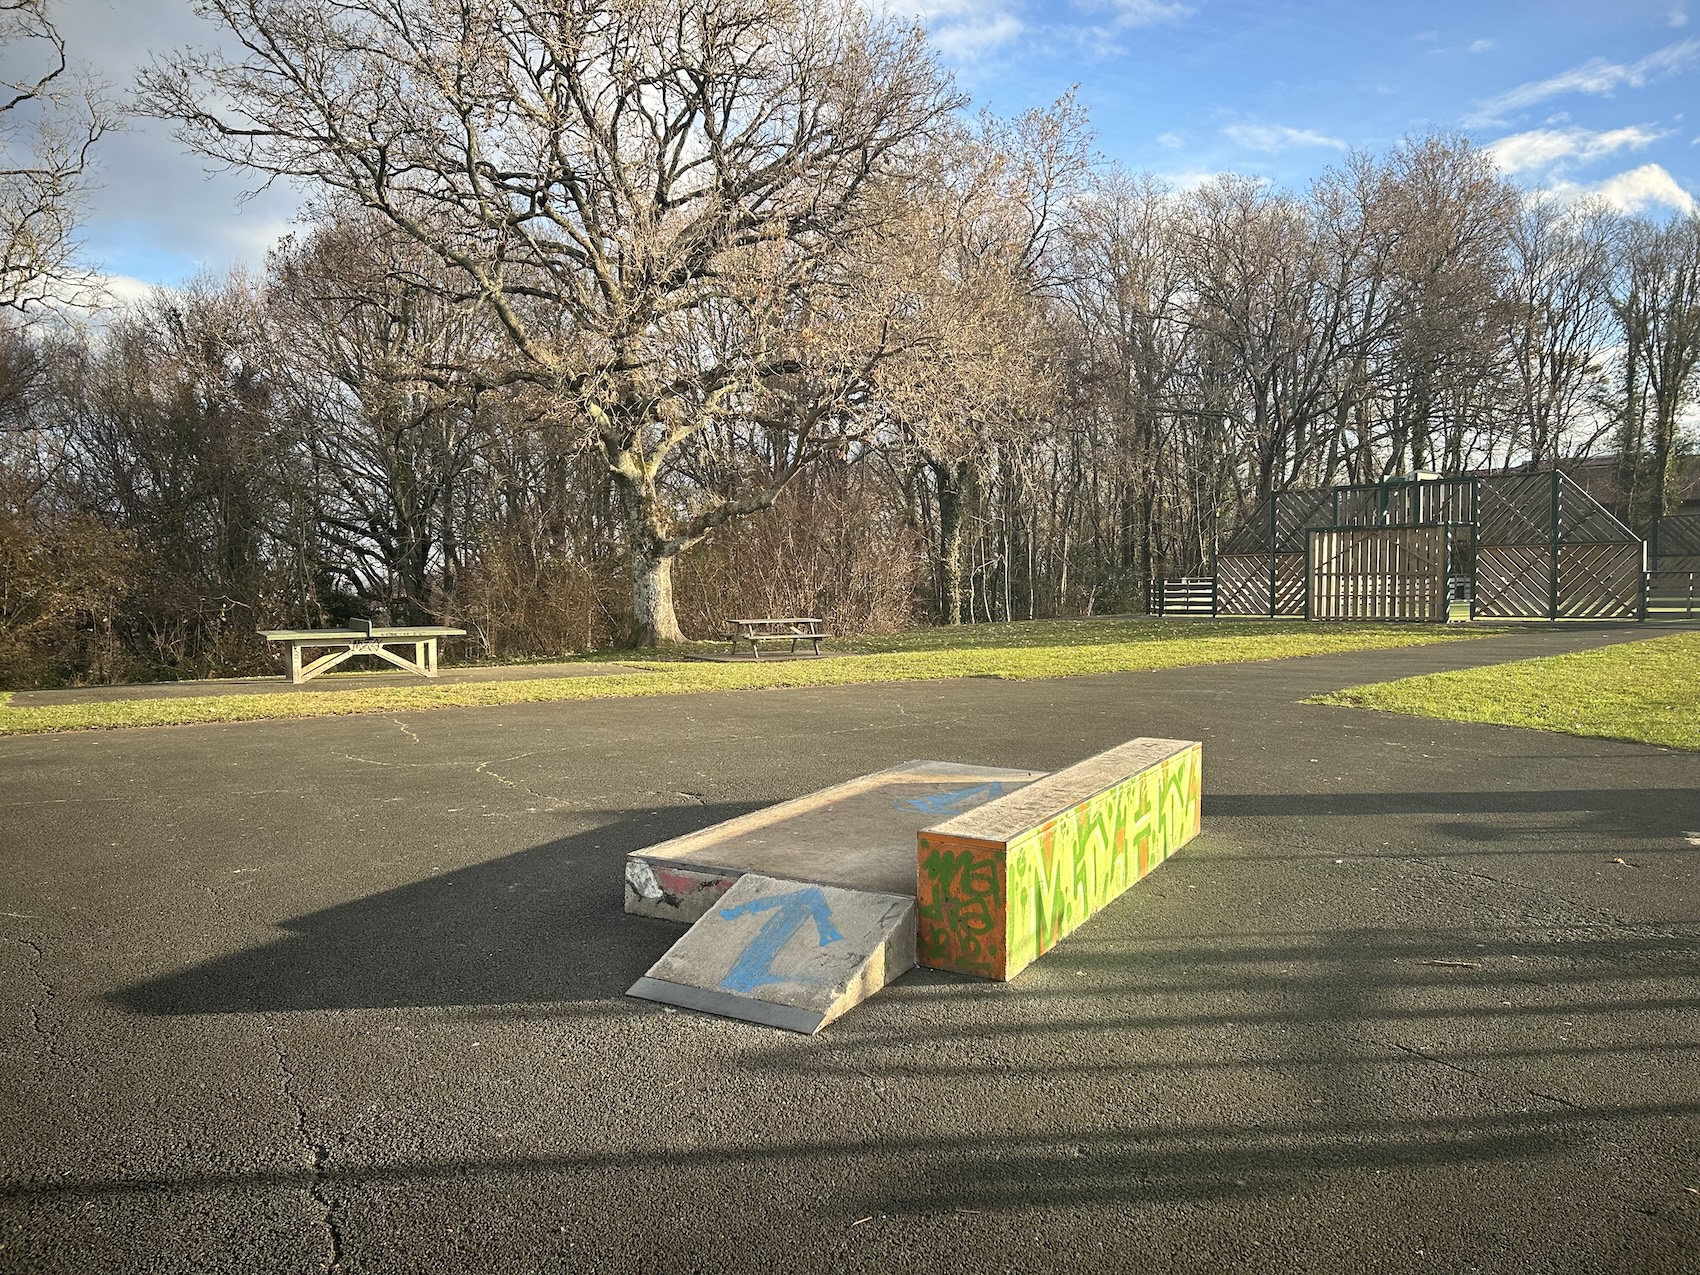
[112,784,1697,1017]
[8,1098,1696,1212]
[1208,788,1695,820]
[110,802,762,1016]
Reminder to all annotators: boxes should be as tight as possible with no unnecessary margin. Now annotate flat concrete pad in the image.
[628,873,916,1033]
[624,759,1045,920]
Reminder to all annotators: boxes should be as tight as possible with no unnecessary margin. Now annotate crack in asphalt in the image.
[331,751,407,769]
[1396,855,1671,938]
[326,745,580,813]
[15,936,67,1070]
[473,756,573,812]
[1384,1038,1487,1082]
[390,718,420,745]
[1368,1035,1586,1113]
[0,796,131,808]
[267,1027,347,1273]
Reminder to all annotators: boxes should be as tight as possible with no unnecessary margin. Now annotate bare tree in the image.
[267,216,502,622]
[141,0,958,643]
[0,0,113,311]
[876,98,1091,622]
[1500,196,1613,468]
[1610,213,1700,529]
[1060,172,1195,593]
[1374,135,1519,474]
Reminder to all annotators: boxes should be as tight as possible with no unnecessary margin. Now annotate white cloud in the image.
[878,0,1025,59]
[931,12,1023,58]
[1097,0,1191,23]
[1156,169,1229,192]
[1067,0,1190,57]
[1672,6,1689,28]
[89,274,158,307]
[1222,122,1347,153]
[1468,39,1496,54]
[1467,38,1700,125]
[1156,130,1184,149]
[1546,163,1697,215]
[42,0,307,288]
[1484,124,1666,174]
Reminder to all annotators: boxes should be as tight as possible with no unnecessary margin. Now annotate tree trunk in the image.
[630,541,685,646]
[617,478,687,647]
[931,458,970,625]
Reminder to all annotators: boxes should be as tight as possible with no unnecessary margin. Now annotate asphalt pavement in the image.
[2,623,1697,1274]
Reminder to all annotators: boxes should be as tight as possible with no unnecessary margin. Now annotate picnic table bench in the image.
[724,616,827,658]
[258,619,466,685]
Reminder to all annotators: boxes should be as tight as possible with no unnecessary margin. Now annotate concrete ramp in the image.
[628,873,916,1033]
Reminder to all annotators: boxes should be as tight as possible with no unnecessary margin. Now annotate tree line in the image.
[1,0,1698,687]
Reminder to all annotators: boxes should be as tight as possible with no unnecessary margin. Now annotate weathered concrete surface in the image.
[625,759,1043,920]
[629,874,916,1033]
[1,621,1698,1274]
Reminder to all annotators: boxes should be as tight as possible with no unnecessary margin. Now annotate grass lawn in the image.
[1311,630,1700,751]
[0,617,1492,736]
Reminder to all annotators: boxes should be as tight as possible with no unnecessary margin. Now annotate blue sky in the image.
[924,0,1698,208]
[44,0,1700,298]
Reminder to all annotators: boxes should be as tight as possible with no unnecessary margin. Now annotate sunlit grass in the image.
[1311,631,1700,751]
[0,618,1492,736]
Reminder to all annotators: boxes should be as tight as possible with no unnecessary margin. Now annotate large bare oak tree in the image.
[141,0,958,643]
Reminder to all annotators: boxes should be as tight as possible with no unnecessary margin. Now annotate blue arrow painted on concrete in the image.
[716,886,844,994]
[896,782,1006,816]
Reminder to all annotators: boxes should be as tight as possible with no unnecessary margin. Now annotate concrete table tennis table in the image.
[258,619,466,685]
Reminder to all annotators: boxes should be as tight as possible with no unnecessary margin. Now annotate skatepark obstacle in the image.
[627,874,916,1033]
[916,737,1201,980]
[625,738,1202,1029]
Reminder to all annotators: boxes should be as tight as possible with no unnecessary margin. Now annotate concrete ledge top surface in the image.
[924,737,1199,844]
[627,759,1047,896]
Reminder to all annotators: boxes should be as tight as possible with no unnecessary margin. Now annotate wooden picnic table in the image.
[724,616,827,658]
[258,619,466,685]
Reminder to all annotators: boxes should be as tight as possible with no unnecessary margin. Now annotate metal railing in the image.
[1149,576,1217,617]
[1646,570,1700,618]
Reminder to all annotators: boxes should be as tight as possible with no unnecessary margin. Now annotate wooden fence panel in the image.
[1556,542,1641,619]
[1307,527,1445,621]
[1475,545,1550,618]
[1216,554,1305,616]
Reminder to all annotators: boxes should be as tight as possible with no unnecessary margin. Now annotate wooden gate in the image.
[1307,526,1448,621]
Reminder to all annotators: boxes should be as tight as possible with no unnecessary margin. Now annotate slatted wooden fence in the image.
[1306,526,1447,621]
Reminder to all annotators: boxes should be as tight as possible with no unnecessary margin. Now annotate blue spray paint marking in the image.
[716,886,844,993]
[896,782,1007,816]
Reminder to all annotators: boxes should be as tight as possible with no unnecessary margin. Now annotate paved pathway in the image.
[1,624,1697,1273]
[4,660,644,706]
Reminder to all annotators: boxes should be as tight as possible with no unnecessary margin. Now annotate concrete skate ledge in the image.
[917,738,1202,981]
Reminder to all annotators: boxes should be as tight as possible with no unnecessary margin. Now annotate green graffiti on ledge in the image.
[1002,746,1201,977]
[916,839,1004,976]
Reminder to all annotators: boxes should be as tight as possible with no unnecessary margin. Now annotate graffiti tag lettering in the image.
[897,782,1007,816]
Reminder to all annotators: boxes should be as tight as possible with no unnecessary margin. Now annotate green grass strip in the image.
[0,621,1488,736]
[1311,630,1700,751]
